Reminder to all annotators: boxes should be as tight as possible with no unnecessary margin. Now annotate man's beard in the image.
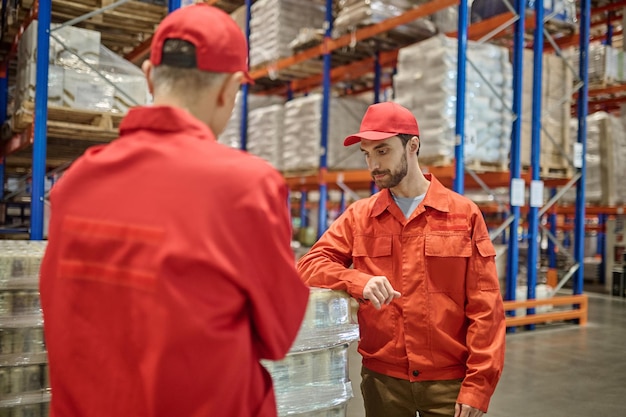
[371,152,408,189]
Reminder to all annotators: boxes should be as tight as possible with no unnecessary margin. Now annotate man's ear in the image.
[217,72,244,106]
[142,60,155,95]
[410,136,419,153]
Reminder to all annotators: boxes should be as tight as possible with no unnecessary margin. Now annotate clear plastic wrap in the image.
[247,103,285,170]
[333,0,437,39]
[282,94,369,172]
[15,20,148,114]
[567,112,626,206]
[249,0,325,66]
[262,289,359,416]
[0,241,49,415]
[394,35,513,166]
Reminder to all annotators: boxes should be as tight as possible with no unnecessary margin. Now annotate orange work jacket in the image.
[40,106,309,417]
[297,174,505,412]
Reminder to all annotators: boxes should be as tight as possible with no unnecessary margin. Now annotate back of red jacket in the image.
[40,107,309,417]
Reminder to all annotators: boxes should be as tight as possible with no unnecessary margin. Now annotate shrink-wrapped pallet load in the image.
[394,34,512,168]
[521,49,574,176]
[249,0,325,67]
[247,104,285,170]
[218,93,284,149]
[567,112,626,206]
[0,241,50,417]
[14,20,148,116]
[262,288,359,417]
[333,0,436,41]
[282,94,369,172]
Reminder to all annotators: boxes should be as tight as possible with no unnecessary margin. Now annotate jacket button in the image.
[412,370,420,377]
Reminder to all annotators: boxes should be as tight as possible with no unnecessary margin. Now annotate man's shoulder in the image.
[439,185,482,213]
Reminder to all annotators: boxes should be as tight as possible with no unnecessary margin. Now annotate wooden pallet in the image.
[523,163,575,179]
[12,101,123,141]
[15,0,166,55]
[465,159,509,173]
[419,155,455,167]
[420,156,509,172]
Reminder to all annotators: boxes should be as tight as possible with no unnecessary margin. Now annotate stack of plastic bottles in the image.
[0,241,49,417]
[262,288,360,417]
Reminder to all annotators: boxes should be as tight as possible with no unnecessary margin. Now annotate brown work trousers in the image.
[360,367,463,417]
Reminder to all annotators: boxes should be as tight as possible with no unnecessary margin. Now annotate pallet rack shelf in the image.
[3,0,623,329]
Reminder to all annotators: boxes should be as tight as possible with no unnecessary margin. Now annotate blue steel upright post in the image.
[317,0,333,239]
[0,75,7,201]
[548,188,557,270]
[506,0,526,313]
[30,0,52,240]
[598,213,606,285]
[574,0,590,296]
[374,51,381,104]
[454,0,468,194]
[168,0,181,13]
[240,0,252,151]
[526,0,545,325]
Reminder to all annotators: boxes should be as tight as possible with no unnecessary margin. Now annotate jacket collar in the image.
[369,173,450,218]
[119,106,216,141]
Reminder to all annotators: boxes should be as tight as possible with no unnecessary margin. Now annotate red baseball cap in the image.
[344,102,420,146]
[150,4,253,83]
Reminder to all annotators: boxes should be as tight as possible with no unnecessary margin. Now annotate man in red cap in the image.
[40,4,309,417]
[297,102,505,417]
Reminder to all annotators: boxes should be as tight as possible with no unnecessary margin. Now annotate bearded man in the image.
[297,102,506,417]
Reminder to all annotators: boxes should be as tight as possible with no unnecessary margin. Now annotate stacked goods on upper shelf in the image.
[393,34,513,169]
[471,0,577,27]
[333,0,437,40]
[282,94,369,172]
[262,288,359,417]
[247,104,285,170]
[522,50,573,177]
[13,20,148,120]
[0,241,50,417]
[218,93,284,150]
[565,112,626,206]
[249,0,325,67]
[566,42,626,85]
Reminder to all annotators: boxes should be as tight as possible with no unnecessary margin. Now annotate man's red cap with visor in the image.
[150,4,253,83]
[344,102,420,146]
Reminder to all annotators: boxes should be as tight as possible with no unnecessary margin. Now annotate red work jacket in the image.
[297,174,505,412]
[40,106,309,417]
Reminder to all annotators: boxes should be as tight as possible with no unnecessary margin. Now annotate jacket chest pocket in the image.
[352,235,393,276]
[425,233,471,293]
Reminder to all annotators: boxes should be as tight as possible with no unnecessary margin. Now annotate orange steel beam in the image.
[0,127,34,159]
[574,95,626,108]
[124,36,153,65]
[503,294,588,327]
[584,84,626,98]
[590,0,626,15]
[0,0,39,77]
[544,30,622,53]
[449,11,519,41]
[260,11,531,97]
[285,166,572,192]
[549,205,626,216]
[248,0,458,80]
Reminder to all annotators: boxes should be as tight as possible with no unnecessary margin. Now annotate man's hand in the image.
[363,276,401,309]
[454,403,484,417]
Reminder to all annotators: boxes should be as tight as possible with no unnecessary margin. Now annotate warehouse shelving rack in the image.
[1,0,622,328]
[237,0,594,328]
